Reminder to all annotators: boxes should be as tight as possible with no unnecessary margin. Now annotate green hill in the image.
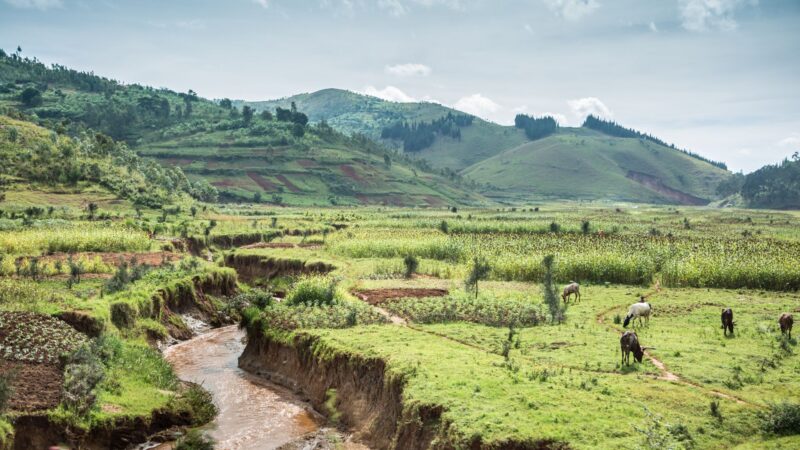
[238,88,529,170]
[244,89,731,204]
[463,128,730,204]
[0,53,482,207]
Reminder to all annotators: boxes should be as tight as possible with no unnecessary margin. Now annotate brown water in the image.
[164,325,320,449]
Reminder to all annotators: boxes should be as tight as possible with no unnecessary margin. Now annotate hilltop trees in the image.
[381,112,473,152]
[740,154,800,209]
[583,115,728,170]
[514,114,558,140]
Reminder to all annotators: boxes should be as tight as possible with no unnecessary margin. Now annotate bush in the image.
[285,276,338,307]
[761,402,800,435]
[175,430,215,450]
[110,302,137,329]
[62,344,105,416]
[403,254,419,279]
[169,383,218,425]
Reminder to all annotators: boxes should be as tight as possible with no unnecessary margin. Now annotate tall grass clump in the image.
[403,254,419,279]
[285,276,339,307]
[0,226,150,254]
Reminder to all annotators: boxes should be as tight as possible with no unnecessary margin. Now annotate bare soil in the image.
[352,288,448,306]
[248,172,279,192]
[276,175,301,193]
[0,359,62,411]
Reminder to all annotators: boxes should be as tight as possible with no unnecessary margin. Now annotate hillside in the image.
[463,128,731,204]
[238,88,529,169]
[0,53,481,207]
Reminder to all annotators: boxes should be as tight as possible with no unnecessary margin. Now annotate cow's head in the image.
[633,344,644,363]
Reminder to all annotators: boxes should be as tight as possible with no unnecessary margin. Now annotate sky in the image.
[1,0,798,172]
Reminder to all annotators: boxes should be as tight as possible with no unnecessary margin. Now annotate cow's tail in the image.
[623,314,633,328]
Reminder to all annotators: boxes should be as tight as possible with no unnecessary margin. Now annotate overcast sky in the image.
[1,0,798,172]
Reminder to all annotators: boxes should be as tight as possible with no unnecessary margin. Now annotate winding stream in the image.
[163,325,321,449]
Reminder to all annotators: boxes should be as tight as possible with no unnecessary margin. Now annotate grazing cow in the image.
[779,313,793,338]
[562,282,581,303]
[721,308,734,336]
[620,331,645,365]
[623,302,652,328]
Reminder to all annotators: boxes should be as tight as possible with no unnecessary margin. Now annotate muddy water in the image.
[164,325,320,449]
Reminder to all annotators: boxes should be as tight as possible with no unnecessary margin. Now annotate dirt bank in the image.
[225,254,334,284]
[239,330,567,450]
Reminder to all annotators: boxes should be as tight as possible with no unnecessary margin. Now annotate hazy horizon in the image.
[2,0,798,172]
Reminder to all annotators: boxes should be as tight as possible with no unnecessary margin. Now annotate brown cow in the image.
[779,313,793,338]
[721,308,734,336]
[620,331,645,365]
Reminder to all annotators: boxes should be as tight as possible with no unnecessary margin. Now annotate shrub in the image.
[285,276,338,307]
[62,344,105,416]
[542,255,564,324]
[403,254,419,279]
[549,222,560,233]
[175,430,215,450]
[439,220,449,234]
[465,257,491,298]
[170,383,218,425]
[110,302,137,329]
[760,402,800,435]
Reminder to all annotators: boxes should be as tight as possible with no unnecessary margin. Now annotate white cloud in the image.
[454,94,501,120]
[568,97,613,122]
[649,21,659,32]
[361,85,417,102]
[385,63,432,77]
[4,0,61,10]
[778,136,800,148]
[524,23,534,34]
[378,0,406,15]
[678,0,756,32]
[542,0,600,21]
[252,0,270,8]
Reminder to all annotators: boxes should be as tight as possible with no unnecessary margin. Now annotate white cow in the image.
[623,302,652,328]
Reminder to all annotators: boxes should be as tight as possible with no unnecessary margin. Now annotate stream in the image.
[162,325,321,449]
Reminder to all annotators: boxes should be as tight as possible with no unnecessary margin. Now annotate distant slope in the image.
[238,89,529,170]
[463,128,730,204]
[0,53,483,207]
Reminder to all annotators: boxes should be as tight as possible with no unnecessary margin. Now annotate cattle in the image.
[721,308,734,336]
[620,331,647,365]
[779,313,793,338]
[623,302,652,328]
[562,282,580,303]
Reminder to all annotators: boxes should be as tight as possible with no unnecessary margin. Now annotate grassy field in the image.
[1,186,799,448]
[228,203,800,449]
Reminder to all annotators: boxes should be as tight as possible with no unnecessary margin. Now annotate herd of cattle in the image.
[560,283,795,366]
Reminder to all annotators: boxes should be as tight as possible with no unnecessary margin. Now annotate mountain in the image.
[0,52,482,207]
[241,89,732,204]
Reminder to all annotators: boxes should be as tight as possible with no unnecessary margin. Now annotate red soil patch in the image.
[352,288,449,305]
[339,164,365,183]
[247,172,279,192]
[162,158,194,166]
[355,194,406,206]
[276,174,301,193]
[41,252,180,267]
[0,360,62,412]
[423,195,445,207]
[297,243,322,249]
[212,180,236,188]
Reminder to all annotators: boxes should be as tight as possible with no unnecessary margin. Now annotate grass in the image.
[463,129,730,203]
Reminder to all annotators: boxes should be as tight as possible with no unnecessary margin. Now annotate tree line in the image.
[381,112,474,152]
[514,114,558,140]
[582,115,728,170]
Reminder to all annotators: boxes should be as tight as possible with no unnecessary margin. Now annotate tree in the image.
[87,202,98,220]
[542,255,565,324]
[253,192,262,203]
[190,206,198,217]
[403,255,418,279]
[292,123,305,137]
[19,87,43,107]
[514,114,558,140]
[384,154,392,168]
[260,110,273,121]
[242,105,254,126]
[465,257,491,299]
[219,98,232,109]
